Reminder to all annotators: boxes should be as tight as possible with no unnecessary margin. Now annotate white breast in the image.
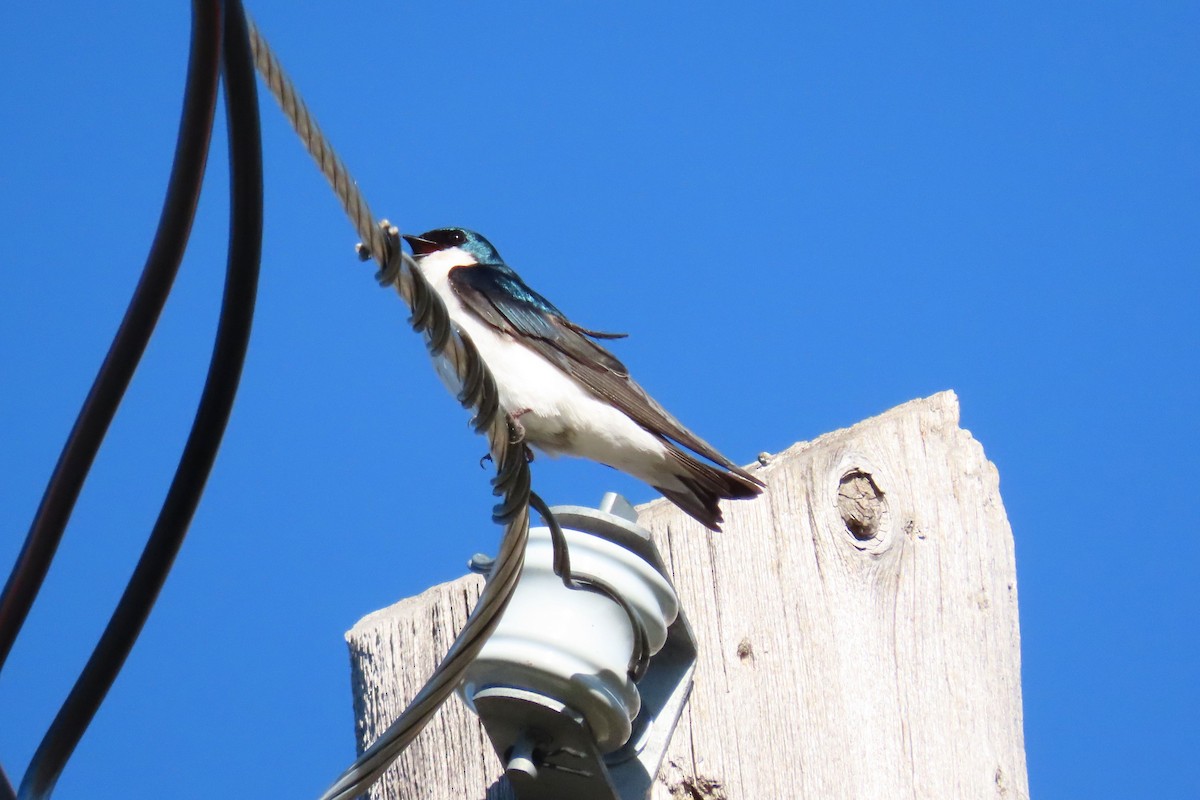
[413,248,675,487]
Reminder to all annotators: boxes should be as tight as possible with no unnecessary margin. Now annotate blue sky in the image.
[1,2,1196,797]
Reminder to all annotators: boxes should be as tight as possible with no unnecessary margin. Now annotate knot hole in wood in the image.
[837,469,885,540]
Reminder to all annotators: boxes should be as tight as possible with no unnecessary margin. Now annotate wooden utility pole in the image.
[345,391,1029,799]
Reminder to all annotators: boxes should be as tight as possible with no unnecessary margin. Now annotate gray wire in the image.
[244,15,534,800]
[246,17,384,263]
[528,492,651,681]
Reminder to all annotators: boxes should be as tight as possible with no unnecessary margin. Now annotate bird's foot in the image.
[479,447,532,467]
[476,411,534,468]
[506,409,531,444]
[493,410,535,464]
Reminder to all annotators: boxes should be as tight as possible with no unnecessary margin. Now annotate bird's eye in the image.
[451,231,466,244]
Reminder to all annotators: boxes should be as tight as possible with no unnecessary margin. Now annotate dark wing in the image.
[449,264,762,484]
[449,263,628,375]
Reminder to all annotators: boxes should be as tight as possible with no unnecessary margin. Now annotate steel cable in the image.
[313,227,532,800]
[248,13,664,798]
[244,16,534,800]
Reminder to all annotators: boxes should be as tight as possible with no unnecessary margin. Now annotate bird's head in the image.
[403,227,502,265]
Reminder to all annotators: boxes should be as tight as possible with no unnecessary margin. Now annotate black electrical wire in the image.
[16,1,263,797]
[0,1,222,674]
[1,764,15,800]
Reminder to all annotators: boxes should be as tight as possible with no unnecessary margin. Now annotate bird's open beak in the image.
[402,234,440,256]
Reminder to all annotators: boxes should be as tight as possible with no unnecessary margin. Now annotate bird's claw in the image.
[501,410,536,463]
[479,447,531,468]
[506,410,528,444]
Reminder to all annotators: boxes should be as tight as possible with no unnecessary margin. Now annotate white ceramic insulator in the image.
[461,525,679,752]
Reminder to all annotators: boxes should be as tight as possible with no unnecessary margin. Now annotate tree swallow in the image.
[402,227,764,531]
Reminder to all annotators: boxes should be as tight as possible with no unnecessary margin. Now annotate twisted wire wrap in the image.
[245,15,531,800]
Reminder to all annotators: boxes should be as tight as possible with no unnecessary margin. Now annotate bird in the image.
[402,226,764,531]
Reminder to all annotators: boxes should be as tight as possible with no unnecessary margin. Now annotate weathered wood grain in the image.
[345,391,1028,799]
